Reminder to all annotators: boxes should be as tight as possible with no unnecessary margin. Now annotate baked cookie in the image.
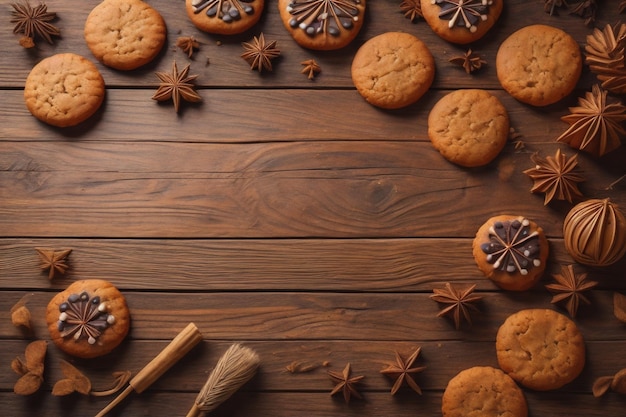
[186,0,264,35]
[421,0,503,45]
[472,215,548,291]
[428,89,509,167]
[277,0,366,50]
[46,279,130,359]
[496,24,582,106]
[351,32,434,109]
[496,309,586,391]
[84,0,167,70]
[442,366,527,417]
[24,53,105,128]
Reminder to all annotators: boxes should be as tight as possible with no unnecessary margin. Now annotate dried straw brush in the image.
[186,343,260,417]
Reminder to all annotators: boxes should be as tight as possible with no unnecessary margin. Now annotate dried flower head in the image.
[593,368,626,397]
[176,36,200,58]
[12,340,47,395]
[523,149,584,205]
[430,282,483,330]
[400,0,422,22]
[585,23,626,94]
[449,49,486,74]
[300,59,321,80]
[152,61,202,113]
[241,33,280,73]
[545,264,598,317]
[10,0,60,48]
[52,360,92,396]
[556,85,626,157]
[36,248,71,280]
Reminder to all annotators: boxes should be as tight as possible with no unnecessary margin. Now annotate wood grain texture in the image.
[1,0,625,416]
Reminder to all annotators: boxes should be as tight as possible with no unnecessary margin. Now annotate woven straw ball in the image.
[563,198,626,266]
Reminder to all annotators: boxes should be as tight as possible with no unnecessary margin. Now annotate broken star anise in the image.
[380,347,426,395]
[556,84,626,157]
[449,49,486,74]
[328,363,364,403]
[300,59,321,80]
[400,0,422,22]
[36,248,71,280]
[546,264,598,318]
[152,61,202,113]
[241,33,280,73]
[430,282,483,330]
[10,0,60,48]
[523,148,584,205]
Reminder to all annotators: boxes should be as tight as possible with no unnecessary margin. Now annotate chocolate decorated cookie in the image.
[186,0,265,35]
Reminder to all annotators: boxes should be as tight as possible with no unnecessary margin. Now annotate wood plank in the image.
[2,339,623,393]
[0,0,605,88]
[1,291,623,342]
[1,238,625,291]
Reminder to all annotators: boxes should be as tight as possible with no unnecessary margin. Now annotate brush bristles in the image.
[193,343,260,413]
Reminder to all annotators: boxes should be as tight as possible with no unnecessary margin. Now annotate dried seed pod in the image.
[563,199,626,266]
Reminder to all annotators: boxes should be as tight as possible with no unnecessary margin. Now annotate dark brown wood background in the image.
[1,0,626,416]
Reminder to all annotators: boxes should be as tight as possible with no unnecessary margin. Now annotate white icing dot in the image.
[470,25,477,33]
[98,303,107,312]
[493,259,500,268]
[107,315,116,325]
[506,265,516,273]
[88,336,96,345]
[533,259,541,267]
[521,269,528,276]
[59,312,67,321]
[522,219,530,226]
[524,250,530,256]
[299,22,307,30]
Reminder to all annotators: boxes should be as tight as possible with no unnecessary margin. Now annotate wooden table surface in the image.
[2,0,626,416]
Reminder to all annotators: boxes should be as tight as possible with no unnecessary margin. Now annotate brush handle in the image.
[185,404,204,417]
[94,385,134,417]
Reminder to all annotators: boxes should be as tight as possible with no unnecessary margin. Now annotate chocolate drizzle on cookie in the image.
[432,0,491,33]
[480,218,541,276]
[286,0,362,37]
[57,292,115,345]
[192,0,256,23]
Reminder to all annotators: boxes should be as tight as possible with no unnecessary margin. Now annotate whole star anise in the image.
[430,283,483,330]
[152,61,202,113]
[449,49,486,74]
[10,0,60,47]
[241,33,280,73]
[400,0,422,22]
[36,248,71,280]
[176,36,200,58]
[546,264,598,318]
[328,363,364,403]
[523,149,584,205]
[585,23,626,94]
[300,59,321,80]
[556,84,626,157]
[380,347,426,395]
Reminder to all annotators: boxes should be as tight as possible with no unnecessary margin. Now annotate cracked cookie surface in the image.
[496,309,585,391]
[351,32,434,109]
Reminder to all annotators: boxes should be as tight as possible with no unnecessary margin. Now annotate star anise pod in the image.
[176,36,200,58]
[449,49,486,74]
[328,363,364,403]
[35,248,71,280]
[546,264,598,318]
[430,283,483,330]
[300,59,321,80]
[585,23,626,94]
[523,149,584,205]
[380,347,426,395]
[569,0,597,26]
[544,0,569,16]
[556,84,626,157]
[152,61,202,113]
[400,0,422,22]
[241,33,280,73]
[10,1,60,48]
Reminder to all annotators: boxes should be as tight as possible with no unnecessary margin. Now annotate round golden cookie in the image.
[428,89,509,167]
[46,279,130,359]
[472,215,549,291]
[186,0,264,35]
[24,53,105,128]
[420,0,503,45]
[351,32,435,109]
[496,309,586,391]
[277,0,366,50]
[442,366,528,417]
[496,24,582,106]
[84,0,167,70]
